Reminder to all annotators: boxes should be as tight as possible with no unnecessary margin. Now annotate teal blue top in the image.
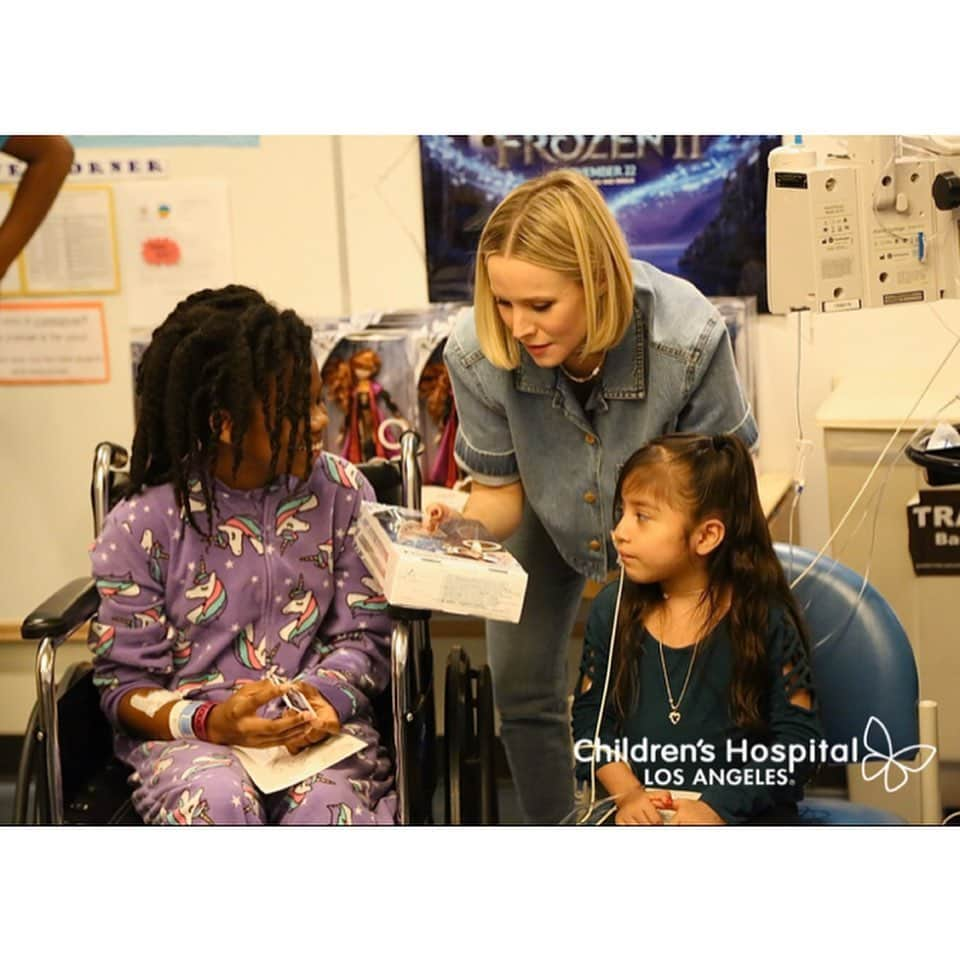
[572,582,824,824]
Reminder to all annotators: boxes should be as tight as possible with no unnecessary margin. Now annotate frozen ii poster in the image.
[419,135,781,310]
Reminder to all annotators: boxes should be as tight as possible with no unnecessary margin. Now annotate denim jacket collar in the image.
[512,291,647,402]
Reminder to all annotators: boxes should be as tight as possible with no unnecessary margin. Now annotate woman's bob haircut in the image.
[473,169,635,370]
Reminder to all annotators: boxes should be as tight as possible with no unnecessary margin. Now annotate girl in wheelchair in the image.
[88,285,397,825]
[572,434,823,826]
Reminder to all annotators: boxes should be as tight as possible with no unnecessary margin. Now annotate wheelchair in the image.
[14,433,498,826]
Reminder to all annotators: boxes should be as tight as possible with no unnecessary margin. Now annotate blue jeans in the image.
[486,504,585,824]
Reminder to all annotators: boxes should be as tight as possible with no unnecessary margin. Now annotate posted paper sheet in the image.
[0,300,108,383]
[116,179,234,330]
[21,186,120,295]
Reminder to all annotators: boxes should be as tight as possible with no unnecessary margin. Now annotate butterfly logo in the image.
[860,716,937,793]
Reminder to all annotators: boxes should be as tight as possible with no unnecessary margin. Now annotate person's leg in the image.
[121,739,265,825]
[266,721,397,825]
[485,505,585,824]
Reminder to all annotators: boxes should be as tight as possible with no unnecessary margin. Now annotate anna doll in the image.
[418,360,460,487]
[322,348,402,463]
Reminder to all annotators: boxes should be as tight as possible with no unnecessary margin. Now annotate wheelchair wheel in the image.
[444,648,499,825]
[444,647,471,825]
[476,664,499,825]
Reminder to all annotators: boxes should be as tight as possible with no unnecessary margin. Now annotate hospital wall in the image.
[3,133,959,634]
[0,136,428,631]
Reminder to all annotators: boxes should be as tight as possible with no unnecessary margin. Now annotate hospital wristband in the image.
[191,701,218,742]
[168,699,205,740]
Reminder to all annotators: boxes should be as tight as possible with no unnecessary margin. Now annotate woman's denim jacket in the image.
[443,260,758,582]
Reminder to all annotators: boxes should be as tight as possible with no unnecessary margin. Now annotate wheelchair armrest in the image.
[387,604,432,623]
[21,577,99,642]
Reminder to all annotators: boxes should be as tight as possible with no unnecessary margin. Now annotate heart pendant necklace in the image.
[658,635,700,726]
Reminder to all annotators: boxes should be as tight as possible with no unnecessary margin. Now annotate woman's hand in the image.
[667,799,726,825]
[283,682,342,755]
[424,503,463,533]
[614,786,674,825]
[205,679,322,749]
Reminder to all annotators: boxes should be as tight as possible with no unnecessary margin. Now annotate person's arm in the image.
[90,500,312,747]
[427,336,526,540]
[297,467,393,725]
[0,135,74,279]
[457,478,525,542]
[675,313,758,449]
[695,610,823,825]
[115,679,315,748]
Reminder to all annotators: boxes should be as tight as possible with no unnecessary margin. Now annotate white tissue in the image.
[926,422,960,451]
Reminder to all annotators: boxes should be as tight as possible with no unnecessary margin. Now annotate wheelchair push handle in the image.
[91,441,130,537]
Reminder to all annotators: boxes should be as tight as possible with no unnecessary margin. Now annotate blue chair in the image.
[775,544,942,825]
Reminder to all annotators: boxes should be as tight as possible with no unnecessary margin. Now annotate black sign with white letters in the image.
[907,489,960,575]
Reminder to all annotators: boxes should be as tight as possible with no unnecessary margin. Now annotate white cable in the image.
[577,562,626,824]
[791,313,960,589]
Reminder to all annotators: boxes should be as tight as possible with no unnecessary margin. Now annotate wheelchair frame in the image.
[16,432,497,826]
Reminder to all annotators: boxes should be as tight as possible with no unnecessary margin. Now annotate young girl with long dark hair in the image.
[572,433,822,825]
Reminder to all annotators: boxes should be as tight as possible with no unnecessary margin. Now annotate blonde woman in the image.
[428,170,757,823]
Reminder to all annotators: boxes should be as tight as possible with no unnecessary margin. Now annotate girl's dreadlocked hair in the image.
[610,433,812,732]
[128,285,314,536]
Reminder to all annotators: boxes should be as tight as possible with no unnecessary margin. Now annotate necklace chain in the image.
[560,358,603,383]
[655,605,701,725]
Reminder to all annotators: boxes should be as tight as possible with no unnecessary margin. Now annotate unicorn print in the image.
[133,606,165,629]
[88,621,115,657]
[95,573,140,598]
[215,516,265,558]
[300,538,334,571]
[349,778,373,806]
[279,576,320,647]
[240,782,263,818]
[232,625,270,671]
[186,480,206,515]
[169,625,192,670]
[328,802,354,825]
[184,561,227,625]
[140,530,169,584]
[275,493,319,554]
[150,756,176,786]
[320,453,362,490]
[180,754,236,782]
[346,577,388,615]
[175,670,225,695]
[283,772,335,811]
[159,788,214,825]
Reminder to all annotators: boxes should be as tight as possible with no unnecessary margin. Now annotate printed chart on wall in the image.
[0,301,109,384]
[116,179,234,332]
[0,185,119,296]
[419,135,780,309]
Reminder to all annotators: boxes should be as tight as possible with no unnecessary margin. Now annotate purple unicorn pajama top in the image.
[88,452,396,825]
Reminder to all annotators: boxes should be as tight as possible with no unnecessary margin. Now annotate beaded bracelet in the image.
[191,701,218,742]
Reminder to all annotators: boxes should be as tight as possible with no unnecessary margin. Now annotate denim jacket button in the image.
[583,491,597,504]
[584,434,597,445]
[588,539,602,551]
